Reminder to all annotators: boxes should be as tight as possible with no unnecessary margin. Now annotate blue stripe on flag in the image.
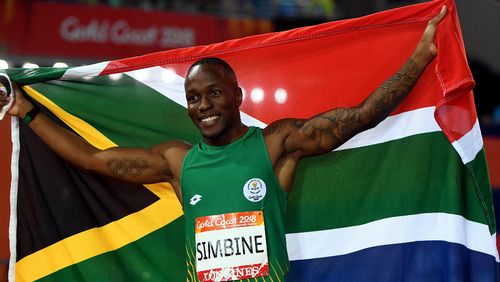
[287,241,499,282]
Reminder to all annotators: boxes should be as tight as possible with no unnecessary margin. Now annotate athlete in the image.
[0,6,446,282]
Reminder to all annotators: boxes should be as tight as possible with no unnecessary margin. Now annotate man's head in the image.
[184,58,243,145]
[186,58,238,84]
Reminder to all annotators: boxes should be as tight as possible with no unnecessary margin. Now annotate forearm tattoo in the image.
[364,59,419,120]
[300,59,420,152]
[107,158,149,177]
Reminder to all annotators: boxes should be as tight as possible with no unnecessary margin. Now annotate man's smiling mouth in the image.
[200,115,220,126]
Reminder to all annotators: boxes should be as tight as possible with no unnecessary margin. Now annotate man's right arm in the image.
[0,83,189,186]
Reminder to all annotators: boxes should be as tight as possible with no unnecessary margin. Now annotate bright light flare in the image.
[109,73,123,81]
[274,88,287,104]
[53,62,68,68]
[22,62,39,68]
[0,60,9,69]
[250,88,264,103]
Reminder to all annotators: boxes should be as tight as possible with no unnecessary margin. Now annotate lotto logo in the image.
[190,194,203,205]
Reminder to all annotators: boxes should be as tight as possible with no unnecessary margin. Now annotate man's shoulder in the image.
[152,140,192,181]
[262,119,301,163]
[263,118,298,137]
[152,140,192,159]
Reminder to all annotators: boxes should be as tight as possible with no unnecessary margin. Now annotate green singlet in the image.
[181,127,289,282]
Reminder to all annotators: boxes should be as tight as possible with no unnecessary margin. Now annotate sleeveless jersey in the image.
[181,127,289,282]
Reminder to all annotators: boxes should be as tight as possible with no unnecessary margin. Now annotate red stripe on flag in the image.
[100,0,475,133]
[435,90,477,143]
[433,2,476,143]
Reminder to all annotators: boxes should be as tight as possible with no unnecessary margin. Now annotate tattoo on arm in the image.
[297,108,362,153]
[264,119,294,136]
[362,59,419,121]
[107,158,149,177]
[297,59,421,154]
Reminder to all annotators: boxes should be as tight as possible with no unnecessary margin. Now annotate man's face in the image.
[184,64,242,143]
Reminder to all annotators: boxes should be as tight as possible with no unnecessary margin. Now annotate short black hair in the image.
[186,57,237,79]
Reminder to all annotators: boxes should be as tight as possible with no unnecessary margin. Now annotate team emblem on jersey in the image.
[243,178,267,202]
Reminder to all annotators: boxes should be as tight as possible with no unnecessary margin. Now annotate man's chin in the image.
[200,126,223,141]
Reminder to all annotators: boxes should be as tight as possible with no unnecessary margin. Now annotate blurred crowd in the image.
[471,60,500,130]
[42,0,336,19]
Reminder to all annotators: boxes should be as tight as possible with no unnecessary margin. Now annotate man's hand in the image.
[0,82,35,119]
[411,5,447,66]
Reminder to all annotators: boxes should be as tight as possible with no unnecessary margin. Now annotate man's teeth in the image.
[201,116,219,124]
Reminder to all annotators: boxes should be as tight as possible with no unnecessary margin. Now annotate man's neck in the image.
[204,124,249,146]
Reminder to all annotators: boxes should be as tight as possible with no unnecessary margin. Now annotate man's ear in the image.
[236,87,243,107]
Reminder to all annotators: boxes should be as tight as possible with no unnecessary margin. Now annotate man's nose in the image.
[199,96,213,111]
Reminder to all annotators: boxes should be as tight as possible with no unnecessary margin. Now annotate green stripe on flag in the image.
[30,75,200,147]
[465,150,496,234]
[286,132,494,234]
[36,218,186,282]
[2,68,68,85]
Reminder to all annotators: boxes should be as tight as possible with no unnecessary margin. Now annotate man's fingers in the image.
[424,5,446,41]
[430,5,447,26]
[0,91,10,106]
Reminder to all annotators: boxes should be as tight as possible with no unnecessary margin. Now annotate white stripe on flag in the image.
[126,66,267,128]
[336,107,441,151]
[61,61,110,79]
[451,120,483,164]
[126,66,187,107]
[286,213,499,262]
[8,118,20,281]
[128,67,442,146]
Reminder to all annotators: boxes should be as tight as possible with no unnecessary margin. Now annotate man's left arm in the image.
[277,6,447,159]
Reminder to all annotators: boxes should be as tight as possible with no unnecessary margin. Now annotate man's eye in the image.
[210,90,222,96]
[187,95,199,103]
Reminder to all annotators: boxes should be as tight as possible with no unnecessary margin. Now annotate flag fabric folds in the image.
[6,0,498,281]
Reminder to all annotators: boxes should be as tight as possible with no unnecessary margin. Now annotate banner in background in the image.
[3,2,273,60]
[5,0,498,281]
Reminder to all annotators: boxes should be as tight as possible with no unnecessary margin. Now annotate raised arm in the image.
[267,6,446,160]
[0,83,189,191]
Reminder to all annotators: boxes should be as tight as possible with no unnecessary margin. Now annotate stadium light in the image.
[53,62,68,68]
[250,87,264,103]
[0,60,9,69]
[22,62,39,68]
[109,73,123,81]
[274,88,288,104]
